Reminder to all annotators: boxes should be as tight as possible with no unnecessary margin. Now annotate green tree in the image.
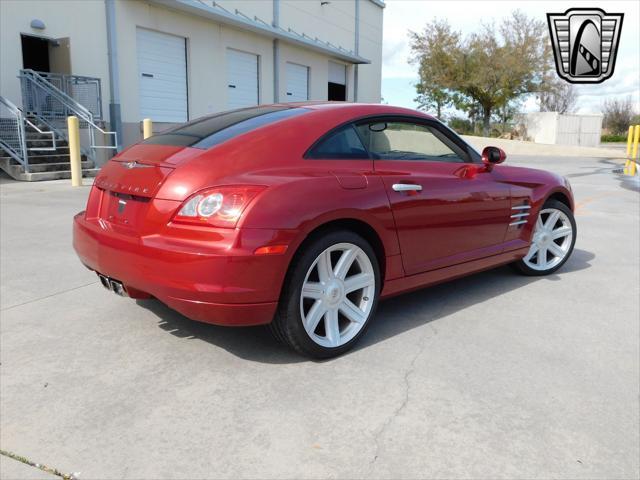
[410,11,549,136]
[409,20,458,119]
[414,84,450,119]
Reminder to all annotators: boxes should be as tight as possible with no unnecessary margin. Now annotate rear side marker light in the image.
[254,245,288,255]
[173,186,265,228]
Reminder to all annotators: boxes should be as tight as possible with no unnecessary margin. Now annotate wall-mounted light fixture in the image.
[30,19,46,30]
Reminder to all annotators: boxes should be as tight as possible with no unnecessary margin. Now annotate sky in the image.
[380,0,640,116]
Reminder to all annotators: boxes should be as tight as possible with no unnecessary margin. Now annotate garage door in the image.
[227,49,259,109]
[136,28,188,123]
[286,62,309,102]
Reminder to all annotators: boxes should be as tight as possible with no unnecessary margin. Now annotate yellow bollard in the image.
[630,125,640,176]
[67,116,82,187]
[624,125,634,174]
[143,118,153,139]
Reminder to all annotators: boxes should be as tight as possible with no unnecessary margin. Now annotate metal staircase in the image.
[0,69,117,181]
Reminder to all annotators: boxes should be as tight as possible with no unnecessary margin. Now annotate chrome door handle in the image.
[392,183,422,192]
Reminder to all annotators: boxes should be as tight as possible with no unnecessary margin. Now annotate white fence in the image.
[521,112,603,147]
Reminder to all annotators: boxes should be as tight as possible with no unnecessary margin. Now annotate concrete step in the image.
[27,148,70,155]
[23,154,86,164]
[0,155,86,164]
[26,139,68,146]
[16,168,100,182]
[27,146,70,154]
[0,155,98,181]
[24,133,61,141]
[21,161,95,173]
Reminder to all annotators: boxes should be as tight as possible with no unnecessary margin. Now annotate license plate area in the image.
[101,191,150,228]
[97,273,128,297]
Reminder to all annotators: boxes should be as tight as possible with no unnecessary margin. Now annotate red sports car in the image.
[73,103,576,358]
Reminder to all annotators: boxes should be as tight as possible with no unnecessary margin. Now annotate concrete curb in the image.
[463,135,626,159]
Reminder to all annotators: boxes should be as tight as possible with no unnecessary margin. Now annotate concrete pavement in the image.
[1,155,638,479]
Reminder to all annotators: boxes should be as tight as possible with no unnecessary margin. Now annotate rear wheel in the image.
[512,199,576,276]
[271,230,380,359]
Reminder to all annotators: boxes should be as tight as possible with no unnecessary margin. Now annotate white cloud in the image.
[381,0,640,114]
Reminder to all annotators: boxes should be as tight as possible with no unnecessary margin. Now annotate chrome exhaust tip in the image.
[109,279,127,297]
[98,274,111,290]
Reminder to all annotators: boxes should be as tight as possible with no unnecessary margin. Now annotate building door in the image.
[49,37,72,75]
[285,62,309,102]
[21,34,50,72]
[136,28,188,123]
[328,61,346,101]
[227,49,259,109]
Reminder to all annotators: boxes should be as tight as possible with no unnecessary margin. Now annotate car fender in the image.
[240,173,401,259]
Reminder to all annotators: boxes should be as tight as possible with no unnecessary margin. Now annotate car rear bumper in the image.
[73,212,295,326]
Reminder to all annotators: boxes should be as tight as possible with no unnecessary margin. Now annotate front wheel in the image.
[270,230,380,359]
[512,199,576,276]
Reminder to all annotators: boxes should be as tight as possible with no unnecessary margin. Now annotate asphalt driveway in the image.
[1,155,638,479]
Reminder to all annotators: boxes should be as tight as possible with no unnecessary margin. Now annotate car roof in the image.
[274,101,436,120]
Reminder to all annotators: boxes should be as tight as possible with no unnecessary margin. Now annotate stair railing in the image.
[18,69,116,162]
[0,96,61,173]
[0,96,29,171]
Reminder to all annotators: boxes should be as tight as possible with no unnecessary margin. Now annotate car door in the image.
[357,118,511,276]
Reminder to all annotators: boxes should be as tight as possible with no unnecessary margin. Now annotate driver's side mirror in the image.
[482,146,506,169]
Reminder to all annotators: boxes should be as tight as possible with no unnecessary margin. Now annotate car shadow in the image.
[137,248,595,364]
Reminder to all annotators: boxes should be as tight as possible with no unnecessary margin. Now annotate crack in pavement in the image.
[1,281,98,312]
[0,448,78,479]
[367,321,438,471]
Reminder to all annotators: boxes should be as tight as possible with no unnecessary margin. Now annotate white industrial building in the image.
[0,0,384,180]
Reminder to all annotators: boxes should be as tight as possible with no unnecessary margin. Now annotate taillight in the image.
[172,185,265,228]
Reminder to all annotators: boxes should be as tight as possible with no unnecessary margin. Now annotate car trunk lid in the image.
[94,144,203,197]
[92,145,203,231]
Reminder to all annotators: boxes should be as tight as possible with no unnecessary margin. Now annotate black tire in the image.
[512,199,577,276]
[270,230,381,359]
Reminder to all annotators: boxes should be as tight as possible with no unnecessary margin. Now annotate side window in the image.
[307,124,369,159]
[355,121,468,162]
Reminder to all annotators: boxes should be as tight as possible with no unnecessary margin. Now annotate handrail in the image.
[33,70,103,119]
[19,69,117,160]
[1,95,21,115]
[24,117,56,152]
[20,69,94,122]
[0,96,29,171]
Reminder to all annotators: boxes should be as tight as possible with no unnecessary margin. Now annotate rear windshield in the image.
[143,106,309,149]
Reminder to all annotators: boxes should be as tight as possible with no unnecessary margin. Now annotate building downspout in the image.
[354,0,359,102]
[273,0,280,103]
[105,0,123,151]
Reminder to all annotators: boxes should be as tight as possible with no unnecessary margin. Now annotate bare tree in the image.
[602,96,636,135]
[539,81,578,113]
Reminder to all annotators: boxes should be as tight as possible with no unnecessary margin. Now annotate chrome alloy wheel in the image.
[300,242,376,348]
[523,207,574,271]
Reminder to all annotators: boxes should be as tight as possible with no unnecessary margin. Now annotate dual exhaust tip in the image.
[98,273,127,297]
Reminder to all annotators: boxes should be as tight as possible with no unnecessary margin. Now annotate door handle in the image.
[392,183,422,192]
